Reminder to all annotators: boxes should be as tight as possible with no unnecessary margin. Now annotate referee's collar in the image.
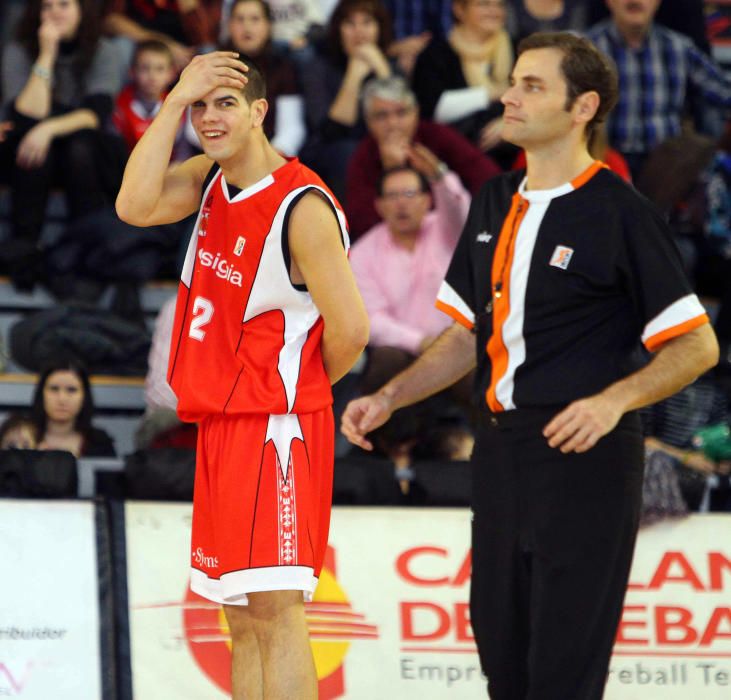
[518,160,604,203]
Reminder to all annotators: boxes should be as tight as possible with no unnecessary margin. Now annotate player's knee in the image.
[246,589,304,624]
[222,604,253,641]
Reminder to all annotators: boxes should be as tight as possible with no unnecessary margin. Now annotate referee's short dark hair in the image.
[518,32,618,142]
[235,53,267,103]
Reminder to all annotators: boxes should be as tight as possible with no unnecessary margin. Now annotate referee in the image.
[341,32,719,700]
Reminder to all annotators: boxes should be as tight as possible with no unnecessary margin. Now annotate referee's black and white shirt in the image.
[436,161,709,413]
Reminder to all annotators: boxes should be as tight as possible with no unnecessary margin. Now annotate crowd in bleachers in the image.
[1,0,731,514]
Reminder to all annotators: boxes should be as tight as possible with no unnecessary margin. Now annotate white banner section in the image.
[125,504,731,700]
[0,499,101,699]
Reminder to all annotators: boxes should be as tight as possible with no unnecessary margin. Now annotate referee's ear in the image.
[573,90,600,130]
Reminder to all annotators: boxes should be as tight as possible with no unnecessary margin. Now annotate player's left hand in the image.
[16,122,53,169]
[543,394,624,453]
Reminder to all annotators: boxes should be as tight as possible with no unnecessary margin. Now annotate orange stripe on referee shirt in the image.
[485,193,530,412]
[570,160,606,189]
[644,314,710,353]
[435,299,474,331]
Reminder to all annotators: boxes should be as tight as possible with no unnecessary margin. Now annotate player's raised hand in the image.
[341,393,394,451]
[168,52,248,106]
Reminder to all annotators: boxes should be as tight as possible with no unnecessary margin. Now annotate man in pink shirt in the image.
[349,157,473,465]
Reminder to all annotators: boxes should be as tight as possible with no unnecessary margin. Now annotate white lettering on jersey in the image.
[549,245,574,270]
[198,248,243,286]
[234,236,246,256]
[192,546,219,568]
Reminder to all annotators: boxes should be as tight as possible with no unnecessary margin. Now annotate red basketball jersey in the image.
[168,157,349,421]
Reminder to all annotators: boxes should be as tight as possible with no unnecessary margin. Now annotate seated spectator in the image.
[412,0,513,154]
[31,360,116,458]
[299,0,395,199]
[0,414,38,450]
[350,163,473,467]
[641,373,730,512]
[0,0,122,291]
[346,76,501,238]
[506,0,588,45]
[587,0,731,180]
[222,0,306,155]
[384,0,454,75]
[113,40,189,161]
[103,0,220,75]
[219,0,325,66]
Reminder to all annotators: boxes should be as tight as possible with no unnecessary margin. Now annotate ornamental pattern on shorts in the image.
[277,452,298,566]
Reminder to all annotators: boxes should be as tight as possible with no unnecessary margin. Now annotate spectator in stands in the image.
[0,414,38,450]
[384,0,454,75]
[349,162,473,466]
[31,360,116,458]
[412,0,513,156]
[587,0,731,179]
[0,0,122,291]
[219,0,325,66]
[299,0,395,199]
[587,0,711,54]
[222,0,306,155]
[506,0,588,45]
[103,0,220,75]
[346,76,501,239]
[113,40,189,160]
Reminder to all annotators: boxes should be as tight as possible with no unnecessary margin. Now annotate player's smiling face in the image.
[500,48,577,148]
[190,87,266,163]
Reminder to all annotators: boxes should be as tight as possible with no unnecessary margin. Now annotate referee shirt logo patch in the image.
[476,231,493,243]
[550,245,574,270]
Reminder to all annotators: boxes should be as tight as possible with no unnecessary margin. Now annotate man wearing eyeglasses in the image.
[349,160,473,466]
[346,75,501,239]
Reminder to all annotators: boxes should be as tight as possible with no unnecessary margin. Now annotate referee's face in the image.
[501,48,576,150]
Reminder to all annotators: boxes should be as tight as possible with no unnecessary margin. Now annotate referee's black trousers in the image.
[470,409,644,700]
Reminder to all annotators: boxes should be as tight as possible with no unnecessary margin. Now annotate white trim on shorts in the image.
[191,565,319,606]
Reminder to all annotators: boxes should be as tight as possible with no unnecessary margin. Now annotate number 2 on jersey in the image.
[189,296,214,341]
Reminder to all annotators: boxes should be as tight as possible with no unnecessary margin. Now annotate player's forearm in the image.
[116,97,186,223]
[601,324,719,414]
[322,322,369,384]
[378,323,476,410]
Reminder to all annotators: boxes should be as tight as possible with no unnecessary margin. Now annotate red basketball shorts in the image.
[189,408,334,605]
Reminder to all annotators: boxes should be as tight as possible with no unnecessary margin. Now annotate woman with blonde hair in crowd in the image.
[412,0,513,158]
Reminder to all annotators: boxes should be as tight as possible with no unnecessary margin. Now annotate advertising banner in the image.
[125,504,731,699]
[0,499,102,699]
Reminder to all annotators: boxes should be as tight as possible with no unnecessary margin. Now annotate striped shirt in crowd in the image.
[587,21,731,155]
[384,0,453,39]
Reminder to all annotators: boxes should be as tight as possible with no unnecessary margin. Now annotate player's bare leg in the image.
[229,590,317,700]
[223,605,263,700]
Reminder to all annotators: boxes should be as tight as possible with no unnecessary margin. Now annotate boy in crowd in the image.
[113,40,188,161]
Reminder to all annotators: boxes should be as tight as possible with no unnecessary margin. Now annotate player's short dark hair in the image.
[132,39,174,68]
[377,166,431,197]
[236,54,267,103]
[518,32,618,141]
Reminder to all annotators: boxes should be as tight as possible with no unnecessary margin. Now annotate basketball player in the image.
[342,33,718,699]
[117,52,369,700]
